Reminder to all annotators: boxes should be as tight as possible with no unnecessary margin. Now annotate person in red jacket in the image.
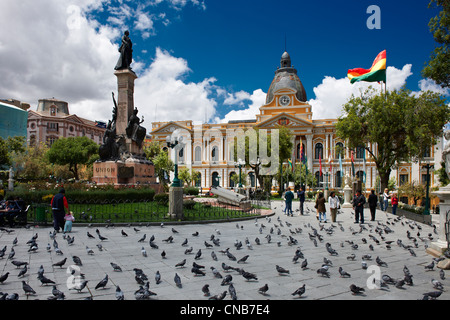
[51,188,69,232]
[391,192,399,215]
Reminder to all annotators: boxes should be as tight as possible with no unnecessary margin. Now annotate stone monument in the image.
[342,172,353,208]
[429,129,450,259]
[93,31,155,187]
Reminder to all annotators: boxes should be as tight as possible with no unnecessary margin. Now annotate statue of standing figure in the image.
[115,30,133,70]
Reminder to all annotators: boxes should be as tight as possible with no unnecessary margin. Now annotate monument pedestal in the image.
[93,160,155,186]
[342,185,353,208]
[429,186,450,255]
[169,187,184,220]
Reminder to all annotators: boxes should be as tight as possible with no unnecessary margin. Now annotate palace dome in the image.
[266,51,307,104]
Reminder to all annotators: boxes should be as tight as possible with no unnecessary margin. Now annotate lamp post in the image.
[166,135,183,188]
[423,163,434,216]
[235,158,245,188]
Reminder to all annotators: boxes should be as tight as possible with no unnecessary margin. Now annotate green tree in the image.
[336,87,449,192]
[151,150,174,192]
[46,137,99,180]
[0,136,27,169]
[423,0,450,88]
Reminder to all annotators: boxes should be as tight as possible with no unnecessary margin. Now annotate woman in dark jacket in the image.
[368,189,378,221]
[315,192,327,223]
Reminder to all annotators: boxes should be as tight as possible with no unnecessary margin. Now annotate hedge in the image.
[5,188,156,204]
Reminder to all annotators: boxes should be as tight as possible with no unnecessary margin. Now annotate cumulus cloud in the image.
[310,64,414,120]
[217,89,267,123]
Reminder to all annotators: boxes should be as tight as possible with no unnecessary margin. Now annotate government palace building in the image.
[149,51,443,195]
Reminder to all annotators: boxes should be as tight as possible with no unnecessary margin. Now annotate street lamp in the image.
[423,163,434,216]
[166,135,183,188]
[235,158,245,188]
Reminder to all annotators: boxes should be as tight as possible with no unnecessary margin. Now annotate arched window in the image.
[195,146,201,162]
[212,172,220,187]
[229,172,237,188]
[356,145,365,159]
[335,171,342,188]
[212,146,219,162]
[315,171,323,188]
[315,143,323,160]
[335,142,344,159]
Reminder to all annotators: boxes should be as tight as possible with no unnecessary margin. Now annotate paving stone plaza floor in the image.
[0,200,448,301]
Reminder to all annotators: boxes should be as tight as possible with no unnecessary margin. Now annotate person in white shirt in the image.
[328,191,340,222]
[382,188,390,212]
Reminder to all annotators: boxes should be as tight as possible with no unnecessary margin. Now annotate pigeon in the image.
[138,234,147,243]
[276,265,290,275]
[258,284,269,295]
[376,256,388,267]
[149,241,159,249]
[395,279,405,289]
[195,249,202,260]
[222,263,234,272]
[202,284,210,296]
[424,261,435,271]
[292,284,306,297]
[87,231,95,239]
[95,274,109,290]
[317,267,330,278]
[141,247,147,257]
[174,273,182,288]
[72,256,83,266]
[172,228,179,233]
[237,255,249,264]
[7,248,15,260]
[163,236,173,243]
[210,267,223,278]
[22,281,36,295]
[192,267,206,276]
[110,262,122,272]
[176,259,186,268]
[70,280,88,293]
[228,283,237,300]
[211,251,218,261]
[301,259,308,270]
[155,271,161,284]
[38,274,55,286]
[241,271,258,281]
[347,254,356,261]
[221,274,233,286]
[226,250,237,261]
[350,284,365,295]
[17,265,28,278]
[52,258,67,268]
[423,291,442,299]
[184,247,193,255]
[115,286,124,300]
[338,267,351,278]
[11,260,28,268]
[204,241,213,248]
[161,250,166,259]
[86,246,94,255]
[209,291,227,300]
[440,269,445,280]
[181,238,188,246]
[0,272,9,284]
[431,279,444,291]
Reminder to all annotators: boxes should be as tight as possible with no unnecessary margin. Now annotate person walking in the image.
[297,187,305,215]
[382,188,390,211]
[352,190,366,224]
[51,188,69,233]
[368,189,378,221]
[315,192,327,223]
[284,187,295,217]
[328,191,340,223]
[391,192,399,215]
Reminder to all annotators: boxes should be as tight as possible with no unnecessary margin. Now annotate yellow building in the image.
[150,52,442,194]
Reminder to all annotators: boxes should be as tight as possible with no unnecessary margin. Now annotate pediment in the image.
[256,112,314,129]
[151,121,192,135]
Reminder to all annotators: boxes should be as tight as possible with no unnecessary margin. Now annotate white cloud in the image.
[310,64,414,120]
[217,89,267,123]
[418,78,450,96]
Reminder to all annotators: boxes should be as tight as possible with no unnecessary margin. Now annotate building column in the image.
[306,135,313,174]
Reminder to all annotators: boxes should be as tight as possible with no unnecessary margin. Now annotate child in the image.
[64,211,75,233]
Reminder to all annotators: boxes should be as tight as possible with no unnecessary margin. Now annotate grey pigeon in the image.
[191,267,206,276]
[202,284,210,296]
[276,265,289,275]
[221,274,232,286]
[155,271,161,284]
[292,284,306,297]
[110,262,122,272]
[338,267,351,278]
[228,283,237,300]
[241,271,258,281]
[175,259,186,268]
[423,291,442,299]
[22,281,36,295]
[115,286,124,300]
[18,265,28,278]
[258,283,269,295]
[95,274,108,290]
[174,273,182,288]
[209,291,227,300]
[72,256,82,266]
[350,284,365,295]
[194,249,202,260]
[237,255,249,264]
[0,272,9,284]
[52,258,67,268]
[38,274,55,286]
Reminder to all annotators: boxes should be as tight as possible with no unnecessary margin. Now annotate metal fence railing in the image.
[27,197,272,226]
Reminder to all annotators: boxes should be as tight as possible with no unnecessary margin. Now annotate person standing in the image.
[368,189,378,221]
[353,190,366,224]
[382,188,390,211]
[315,192,327,223]
[297,187,305,215]
[51,188,69,233]
[284,187,295,217]
[328,191,340,222]
[64,211,75,233]
[391,193,399,215]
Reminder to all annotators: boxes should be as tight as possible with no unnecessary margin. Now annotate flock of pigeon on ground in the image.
[0,202,448,300]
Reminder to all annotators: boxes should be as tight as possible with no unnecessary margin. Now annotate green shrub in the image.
[184,187,199,196]
[154,193,169,206]
[183,199,197,209]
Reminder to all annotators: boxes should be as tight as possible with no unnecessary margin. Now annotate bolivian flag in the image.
[347,50,386,84]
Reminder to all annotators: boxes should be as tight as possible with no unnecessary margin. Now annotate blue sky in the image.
[0,0,446,125]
